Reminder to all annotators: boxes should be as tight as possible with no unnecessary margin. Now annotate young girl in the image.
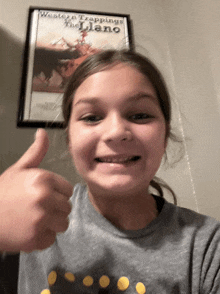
[16,50,220,293]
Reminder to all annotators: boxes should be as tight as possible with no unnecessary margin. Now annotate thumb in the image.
[15,129,50,169]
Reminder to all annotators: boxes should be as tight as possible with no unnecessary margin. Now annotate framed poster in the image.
[17,7,133,128]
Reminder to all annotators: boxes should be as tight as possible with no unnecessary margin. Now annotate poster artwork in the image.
[18,8,132,127]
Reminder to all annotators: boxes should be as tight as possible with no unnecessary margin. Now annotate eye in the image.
[80,115,102,124]
[130,113,154,123]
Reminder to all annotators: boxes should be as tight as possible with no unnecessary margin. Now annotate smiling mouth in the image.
[95,156,141,164]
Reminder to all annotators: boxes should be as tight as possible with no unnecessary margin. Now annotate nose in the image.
[102,113,133,142]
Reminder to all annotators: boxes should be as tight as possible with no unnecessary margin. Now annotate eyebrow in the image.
[73,92,157,107]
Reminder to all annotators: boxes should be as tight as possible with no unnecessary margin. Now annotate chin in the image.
[87,176,147,197]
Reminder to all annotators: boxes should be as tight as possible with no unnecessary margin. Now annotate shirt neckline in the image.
[77,184,172,239]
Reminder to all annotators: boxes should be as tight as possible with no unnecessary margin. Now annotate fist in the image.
[0,129,73,252]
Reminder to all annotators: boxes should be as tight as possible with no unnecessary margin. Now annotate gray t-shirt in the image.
[18,184,220,293]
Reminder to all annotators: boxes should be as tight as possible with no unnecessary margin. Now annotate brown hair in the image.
[63,49,178,204]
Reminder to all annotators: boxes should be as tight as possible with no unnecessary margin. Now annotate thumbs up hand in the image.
[0,129,73,252]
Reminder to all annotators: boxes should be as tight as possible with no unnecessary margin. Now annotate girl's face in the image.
[68,63,167,198]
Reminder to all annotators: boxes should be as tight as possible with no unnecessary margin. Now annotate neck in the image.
[88,187,158,230]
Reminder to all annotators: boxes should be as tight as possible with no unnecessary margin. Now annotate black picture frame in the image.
[17,7,133,128]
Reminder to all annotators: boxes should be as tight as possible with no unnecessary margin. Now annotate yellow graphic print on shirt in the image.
[40,270,146,294]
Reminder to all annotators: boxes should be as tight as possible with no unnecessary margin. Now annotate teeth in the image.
[105,157,132,163]
[96,156,139,163]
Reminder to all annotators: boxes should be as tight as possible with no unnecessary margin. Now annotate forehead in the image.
[73,63,157,105]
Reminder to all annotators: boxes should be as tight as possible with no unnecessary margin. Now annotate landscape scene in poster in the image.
[32,10,129,94]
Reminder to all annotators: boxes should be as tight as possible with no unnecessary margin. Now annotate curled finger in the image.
[52,191,72,214]
[47,212,70,233]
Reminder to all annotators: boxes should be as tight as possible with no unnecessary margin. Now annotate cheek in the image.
[137,123,167,148]
[150,127,167,165]
[142,126,167,173]
[139,125,166,169]
[68,126,97,168]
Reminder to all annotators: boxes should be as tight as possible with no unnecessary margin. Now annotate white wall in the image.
[1,0,220,220]
[161,0,220,218]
